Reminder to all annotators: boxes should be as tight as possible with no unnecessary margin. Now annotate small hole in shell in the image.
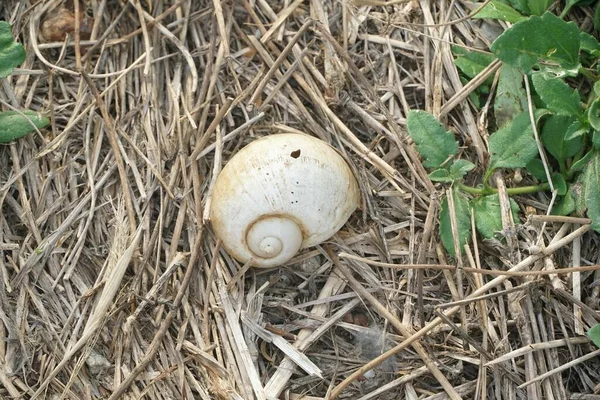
[290,149,301,158]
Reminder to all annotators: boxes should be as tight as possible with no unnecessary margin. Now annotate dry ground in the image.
[1,0,600,399]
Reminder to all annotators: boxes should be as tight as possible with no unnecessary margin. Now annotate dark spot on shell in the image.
[290,149,301,158]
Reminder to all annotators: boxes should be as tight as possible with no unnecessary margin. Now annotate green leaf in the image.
[541,115,584,162]
[490,12,581,73]
[580,32,600,57]
[566,0,597,7]
[581,151,600,231]
[564,119,588,141]
[449,159,476,179]
[543,65,580,79]
[467,88,483,108]
[531,73,582,117]
[557,176,586,216]
[0,110,49,142]
[472,194,520,239]
[528,0,552,15]
[0,21,26,79]
[593,131,600,149]
[472,0,526,23]
[571,151,593,173]
[494,65,527,128]
[594,81,600,97]
[552,191,576,216]
[489,110,546,170]
[588,323,600,348]
[551,172,567,196]
[429,169,453,182]
[564,0,597,17]
[572,180,587,215]
[526,158,547,181]
[440,190,472,257]
[407,110,458,168]
[429,160,476,183]
[454,50,497,80]
[508,0,530,14]
[588,98,600,131]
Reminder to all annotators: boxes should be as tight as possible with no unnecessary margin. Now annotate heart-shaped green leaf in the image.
[588,324,600,348]
[429,169,453,183]
[490,12,580,73]
[0,110,49,142]
[407,110,458,169]
[472,194,520,239]
[0,21,26,79]
[440,189,472,257]
[532,73,582,118]
[472,0,526,23]
[581,151,600,231]
[541,115,584,162]
[494,65,527,128]
[588,98,600,131]
[489,110,549,170]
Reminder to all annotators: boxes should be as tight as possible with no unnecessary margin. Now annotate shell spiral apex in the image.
[245,216,303,263]
[209,133,360,268]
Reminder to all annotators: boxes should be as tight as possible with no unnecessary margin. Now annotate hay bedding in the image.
[0,0,599,399]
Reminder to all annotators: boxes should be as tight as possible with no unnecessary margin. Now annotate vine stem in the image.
[559,6,571,19]
[458,182,550,196]
[482,168,494,190]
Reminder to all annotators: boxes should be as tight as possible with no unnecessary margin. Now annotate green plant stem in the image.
[457,183,489,195]
[580,67,599,83]
[458,182,550,196]
[482,168,494,190]
[559,5,572,19]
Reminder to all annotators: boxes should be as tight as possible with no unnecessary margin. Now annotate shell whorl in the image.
[245,216,303,266]
[209,133,360,268]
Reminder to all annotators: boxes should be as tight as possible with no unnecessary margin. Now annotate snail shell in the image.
[209,133,360,268]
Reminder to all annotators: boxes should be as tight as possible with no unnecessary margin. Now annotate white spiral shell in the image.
[209,133,360,268]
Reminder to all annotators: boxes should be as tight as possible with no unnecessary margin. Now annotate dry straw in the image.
[1,1,599,399]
